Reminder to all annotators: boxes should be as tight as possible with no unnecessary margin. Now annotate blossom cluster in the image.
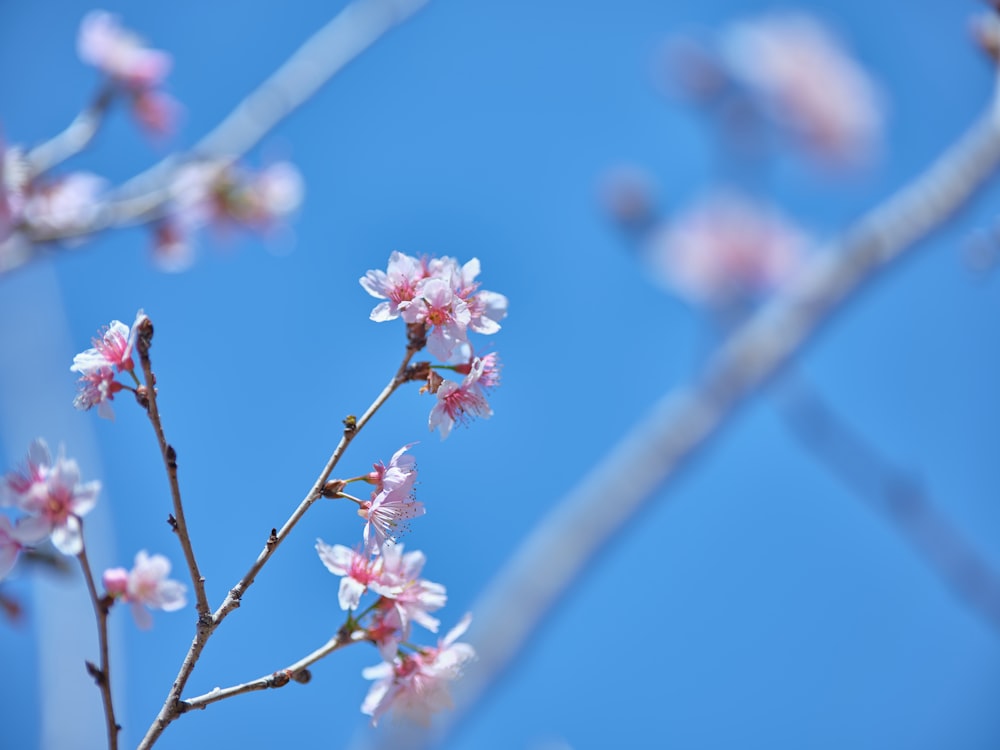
[362,251,507,438]
[317,443,474,725]
[153,159,304,272]
[663,12,883,165]
[0,440,186,628]
[78,10,177,135]
[71,310,148,420]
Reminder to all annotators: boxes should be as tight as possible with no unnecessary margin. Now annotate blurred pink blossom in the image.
[720,13,882,163]
[645,190,809,306]
[77,10,171,89]
[316,540,390,611]
[103,550,187,629]
[22,173,106,236]
[361,613,475,726]
[3,440,100,556]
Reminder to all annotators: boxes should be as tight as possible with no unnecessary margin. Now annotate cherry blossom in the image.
[400,277,471,361]
[367,443,418,498]
[71,311,146,375]
[0,515,49,581]
[21,173,106,237]
[361,614,476,726]
[103,550,187,629]
[359,484,425,556]
[4,442,100,556]
[428,357,493,439]
[377,543,447,636]
[360,251,428,322]
[78,11,172,90]
[719,13,882,163]
[316,540,394,611]
[644,190,808,306]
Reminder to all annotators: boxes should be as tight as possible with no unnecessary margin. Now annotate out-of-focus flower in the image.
[598,165,659,232]
[361,613,476,726]
[20,173,105,238]
[155,159,303,269]
[719,13,882,163]
[78,11,172,89]
[103,550,186,629]
[644,190,808,307]
[428,357,493,439]
[77,11,179,135]
[72,367,122,420]
[0,144,28,243]
[0,515,49,581]
[3,440,100,556]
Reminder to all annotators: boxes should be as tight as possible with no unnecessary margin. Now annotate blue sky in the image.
[1,1,999,749]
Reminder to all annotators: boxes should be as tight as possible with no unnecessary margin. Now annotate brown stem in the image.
[134,317,211,621]
[137,344,420,750]
[78,532,119,750]
[178,627,367,713]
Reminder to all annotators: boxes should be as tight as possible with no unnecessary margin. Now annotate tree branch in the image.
[368,90,1000,750]
[78,534,119,750]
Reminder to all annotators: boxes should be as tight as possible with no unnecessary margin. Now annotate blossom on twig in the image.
[361,613,476,726]
[1,439,100,556]
[71,310,148,419]
[428,357,493,439]
[103,550,187,629]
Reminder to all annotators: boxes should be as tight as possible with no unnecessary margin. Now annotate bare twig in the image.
[134,317,211,621]
[775,371,1000,628]
[137,344,421,749]
[77,533,119,750]
[368,94,1000,750]
[179,626,367,713]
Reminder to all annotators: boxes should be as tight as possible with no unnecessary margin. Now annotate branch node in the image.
[167,514,179,532]
[85,660,106,686]
[165,444,178,469]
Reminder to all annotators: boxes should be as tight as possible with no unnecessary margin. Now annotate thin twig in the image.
[137,344,421,750]
[367,91,1000,750]
[78,532,119,750]
[134,317,211,621]
[179,627,367,713]
[775,370,1000,628]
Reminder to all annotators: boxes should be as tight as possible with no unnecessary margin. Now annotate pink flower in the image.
[644,190,808,306]
[359,487,426,557]
[132,89,179,137]
[77,11,171,90]
[428,358,493,439]
[360,251,429,322]
[103,550,186,629]
[361,614,476,726]
[316,539,390,611]
[377,543,447,637]
[446,257,508,336]
[367,444,417,498]
[21,173,106,236]
[401,277,472,361]
[720,13,882,163]
[0,438,51,508]
[5,442,100,556]
[0,515,49,581]
[71,312,145,375]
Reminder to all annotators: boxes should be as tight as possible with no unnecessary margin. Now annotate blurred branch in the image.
[2,0,429,266]
[776,370,1000,627]
[77,537,119,750]
[372,91,1000,749]
[25,87,114,178]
